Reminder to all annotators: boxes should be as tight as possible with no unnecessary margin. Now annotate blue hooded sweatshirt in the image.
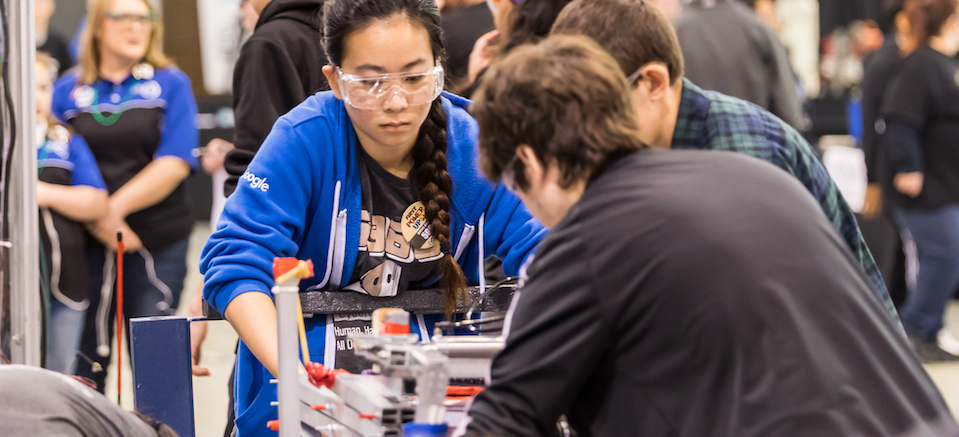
[200,91,545,436]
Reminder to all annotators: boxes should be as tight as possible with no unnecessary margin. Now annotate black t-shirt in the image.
[860,38,901,190]
[466,149,956,437]
[348,146,443,293]
[882,46,959,208]
[333,146,443,372]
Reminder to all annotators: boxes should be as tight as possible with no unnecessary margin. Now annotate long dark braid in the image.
[323,0,468,317]
[412,99,468,317]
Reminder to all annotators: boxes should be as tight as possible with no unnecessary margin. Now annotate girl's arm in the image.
[111,69,199,217]
[225,292,280,376]
[87,157,189,250]
[201,116,324,375]
[37,182,107,222]
[108,156,191,217]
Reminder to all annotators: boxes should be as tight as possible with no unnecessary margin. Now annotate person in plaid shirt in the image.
[550,0,896,320]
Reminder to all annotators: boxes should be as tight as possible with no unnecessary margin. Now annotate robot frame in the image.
[271,258,509,437]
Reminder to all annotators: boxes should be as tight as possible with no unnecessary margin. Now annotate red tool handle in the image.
[116,232,124,405]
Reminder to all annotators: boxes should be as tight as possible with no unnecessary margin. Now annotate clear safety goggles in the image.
[336,64,445,110]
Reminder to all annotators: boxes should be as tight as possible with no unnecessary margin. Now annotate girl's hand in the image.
[468,30,500,84]
[86,204,142,252]
[201,138,234,176]
[894,172,924,198]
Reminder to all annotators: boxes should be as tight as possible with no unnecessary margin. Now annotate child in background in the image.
[36,51,108,374]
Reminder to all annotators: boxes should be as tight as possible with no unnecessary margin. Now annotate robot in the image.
[271,258,505,437]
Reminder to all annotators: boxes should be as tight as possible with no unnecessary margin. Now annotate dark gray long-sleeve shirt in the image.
[0,365,159,436]
[673,0,804,129]
[464,149,955,437]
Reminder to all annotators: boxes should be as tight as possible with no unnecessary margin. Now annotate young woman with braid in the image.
[199,0,545,433]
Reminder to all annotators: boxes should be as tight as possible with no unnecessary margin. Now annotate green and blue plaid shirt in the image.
[672,79,897,319]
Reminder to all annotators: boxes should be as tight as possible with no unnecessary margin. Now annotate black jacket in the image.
[882,46,959,209]
[465,150,956,437]
[860,38,901,191]
[224,0,329,195]
[673,0,803,129]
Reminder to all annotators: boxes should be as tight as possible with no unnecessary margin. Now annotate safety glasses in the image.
[105,11,157,27]
[336,64,445,110]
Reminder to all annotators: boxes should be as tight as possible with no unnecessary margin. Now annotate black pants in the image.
[75,240,188,391]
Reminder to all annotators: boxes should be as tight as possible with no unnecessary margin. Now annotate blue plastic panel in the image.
[130,316,196,437]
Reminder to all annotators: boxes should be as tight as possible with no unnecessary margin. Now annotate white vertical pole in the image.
[7,0,40,366]
[274,282,300,437]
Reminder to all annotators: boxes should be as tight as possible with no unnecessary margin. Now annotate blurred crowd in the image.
[32,0,818,388]
[20,0,959,434]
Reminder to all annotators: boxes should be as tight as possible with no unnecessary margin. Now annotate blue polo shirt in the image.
[51,66,199,250]
[38,130,106,190]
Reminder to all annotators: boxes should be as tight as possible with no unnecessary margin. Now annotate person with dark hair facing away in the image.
[461,33,957,437]
[222,0,329,196]
[858,0,913,307]
[460,0,574,96]
[881,0,959,361]
[672,0,804,129]
[0,365,179,437]
[550,0,897,320]
[199,0,545,433]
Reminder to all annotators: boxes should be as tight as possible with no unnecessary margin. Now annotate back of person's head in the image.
[903,0,958,44]
[879,0,908,35]
[501,0,575,52]
[322,0,468,316]
[550,0,684,86]
[473,34,645,190]
[79,0,172,84]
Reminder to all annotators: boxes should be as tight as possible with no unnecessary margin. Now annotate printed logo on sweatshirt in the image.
[134,80,162,100]
[240,171,270,192]
[73,85,95,108]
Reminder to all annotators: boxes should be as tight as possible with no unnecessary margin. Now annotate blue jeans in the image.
[46,299,86,374]
[896,206,959,342]
[75,238,189,391]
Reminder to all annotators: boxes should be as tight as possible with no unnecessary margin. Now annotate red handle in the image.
[115,232,124,404]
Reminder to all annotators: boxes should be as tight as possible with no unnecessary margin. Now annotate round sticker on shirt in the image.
[135,80,162,100]
[46,126,70,157]
[74,85,95,108]
[402,201,436,249]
